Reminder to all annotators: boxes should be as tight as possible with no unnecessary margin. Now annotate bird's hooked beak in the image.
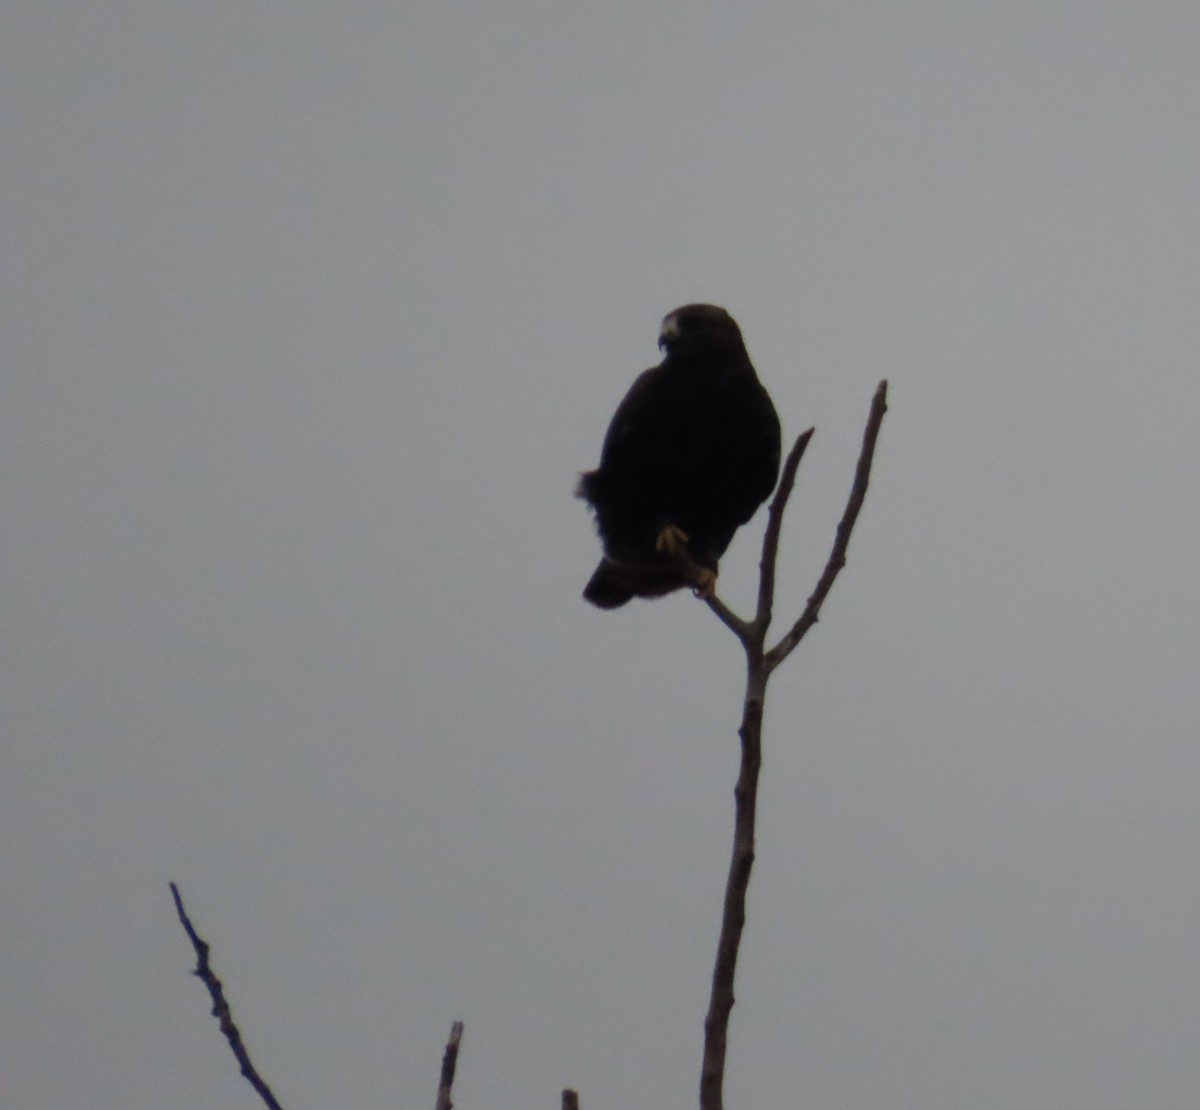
[658,313,680,352]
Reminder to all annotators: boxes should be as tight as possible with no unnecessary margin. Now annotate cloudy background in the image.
[4,2,1200,1107]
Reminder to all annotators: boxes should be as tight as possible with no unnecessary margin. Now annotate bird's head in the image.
[658,304,745,359]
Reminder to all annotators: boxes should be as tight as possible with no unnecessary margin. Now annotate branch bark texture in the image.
[435,1021,464,1110]
[169,882,285,1110]
[699,381,888,1110]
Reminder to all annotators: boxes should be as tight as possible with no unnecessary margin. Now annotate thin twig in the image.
[435,1021,464,1110]
[562,1089,580,1110]
[754,427,816,633]
[766,380,888,671]
[703,591,752,643]
[169,882,284,1110]
[702,429,814,643]
[699,382,887,1110]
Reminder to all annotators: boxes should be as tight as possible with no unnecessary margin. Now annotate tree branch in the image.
[766,380,888,671]
[435,1021,464,1110]
[703,591,753,644]
[699,382,887,1110]
[166,386,885,1110]
[699,658,767,1110]
[702,427,814,643]
[169,882,284,1110]
[753,426,816,633]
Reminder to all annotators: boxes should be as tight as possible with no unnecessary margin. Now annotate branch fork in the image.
[699,380,888,1110]
[167,382,887,1110]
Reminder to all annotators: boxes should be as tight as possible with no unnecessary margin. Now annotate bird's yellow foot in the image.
[654,524,690,556]
[691,567,717,599]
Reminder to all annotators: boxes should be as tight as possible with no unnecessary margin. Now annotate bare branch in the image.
[169,882,284,1110]
[699,663,767,1110]
[165,388,885,1110]
[766,380,888,671]
[435,1021,464,1110]
[700,383,887,1110]
[754,427,816,634]
[703,591,752,643]
[701,427,814,644]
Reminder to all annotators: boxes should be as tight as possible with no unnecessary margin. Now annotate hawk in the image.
[578,304,781,609]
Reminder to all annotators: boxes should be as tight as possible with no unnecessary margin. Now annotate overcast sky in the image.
[4,3,1200,1108]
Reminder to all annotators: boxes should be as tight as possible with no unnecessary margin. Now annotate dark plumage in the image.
[578,304,781,609]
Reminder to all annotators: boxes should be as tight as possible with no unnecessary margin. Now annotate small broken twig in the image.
[435,1020,464,1110]
[169,882,284,1110]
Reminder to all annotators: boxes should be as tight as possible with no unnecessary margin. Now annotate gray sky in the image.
[4,2,1200,1107]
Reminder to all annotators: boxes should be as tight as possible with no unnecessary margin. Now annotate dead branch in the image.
[169,882,284,1110]
[752,427,816,633]
[435,1021,464,1110]
[767,380,890,671]
[698,381,888,1110]
[166,384,884,1110]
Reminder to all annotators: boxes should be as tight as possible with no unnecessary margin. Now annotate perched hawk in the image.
[578,304,781,609]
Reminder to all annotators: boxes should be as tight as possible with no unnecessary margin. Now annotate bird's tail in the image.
[582,559,634,609]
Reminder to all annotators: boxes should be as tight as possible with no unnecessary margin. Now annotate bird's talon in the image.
[691,568,717,599]
[655,524,690,556]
